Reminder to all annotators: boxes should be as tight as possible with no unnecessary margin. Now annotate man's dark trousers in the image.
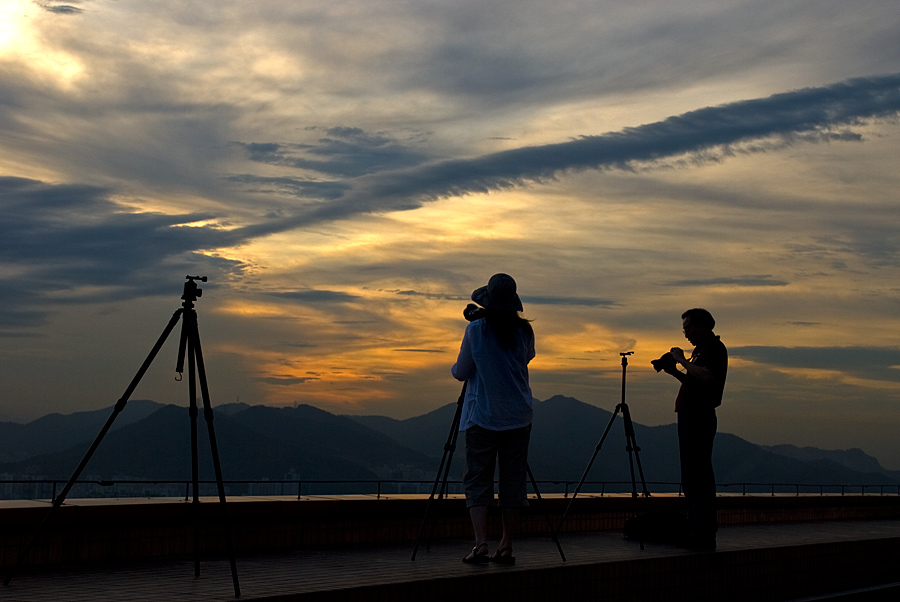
[677,409,718,543]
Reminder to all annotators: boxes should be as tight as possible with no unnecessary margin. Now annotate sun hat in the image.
[471,273,523,312]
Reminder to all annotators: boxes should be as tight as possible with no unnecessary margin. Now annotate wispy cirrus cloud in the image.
[231,73,900,233]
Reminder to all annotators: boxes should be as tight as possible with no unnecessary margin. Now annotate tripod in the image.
[556,351,650,543]
[411,383,566,562]
[4,276,241,598]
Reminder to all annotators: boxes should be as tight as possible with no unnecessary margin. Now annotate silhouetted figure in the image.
[659,308,727,551]
[452,273,535,565]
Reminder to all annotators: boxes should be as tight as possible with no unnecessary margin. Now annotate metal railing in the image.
[1,478,898,501]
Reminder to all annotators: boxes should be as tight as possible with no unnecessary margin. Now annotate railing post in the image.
[297,481,302,500]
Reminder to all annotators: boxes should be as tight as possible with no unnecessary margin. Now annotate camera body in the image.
[463,303,486,322]
[651,352,676,373]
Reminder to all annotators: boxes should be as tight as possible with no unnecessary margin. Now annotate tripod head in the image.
[181,275,207,309]
[620,350,634,367]
[177,276,207,377]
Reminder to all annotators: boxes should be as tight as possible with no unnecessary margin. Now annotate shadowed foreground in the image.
[1,495,899,601]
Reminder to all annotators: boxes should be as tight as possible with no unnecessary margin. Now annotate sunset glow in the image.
[1,1,899,469]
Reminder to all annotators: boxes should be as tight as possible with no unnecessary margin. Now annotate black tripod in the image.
[556,351,650,543]
[4,276,241,598]
[411,382,566,562]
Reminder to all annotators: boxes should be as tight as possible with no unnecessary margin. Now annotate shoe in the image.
[462,543,490,564]
[489,547,516,565]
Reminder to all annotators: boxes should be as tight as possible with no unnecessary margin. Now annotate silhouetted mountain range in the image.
[1,396,898,492]
[353,395,900,490]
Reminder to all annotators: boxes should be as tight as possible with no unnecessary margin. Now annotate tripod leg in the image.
[620,404,649,550]
[424,408,463,551]
[624,423,640,499]
[410,426,457,560]
[526,464,566,562]
[189,314,241,599]
[411,383,466,561]
[186,326,201,579]
[621,405,651,498]
[3,309,183,587]
[556,405,621,532]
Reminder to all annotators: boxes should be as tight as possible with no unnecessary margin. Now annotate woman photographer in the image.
[451,273,535,565]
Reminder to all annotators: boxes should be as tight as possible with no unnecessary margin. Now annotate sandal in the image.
[489,547,516,565]
[462,542,490,564]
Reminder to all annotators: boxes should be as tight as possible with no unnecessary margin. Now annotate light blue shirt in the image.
[451,318,535,431]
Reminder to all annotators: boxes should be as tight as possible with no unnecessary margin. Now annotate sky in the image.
[2,1,900,468]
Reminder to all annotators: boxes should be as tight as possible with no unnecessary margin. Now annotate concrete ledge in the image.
[3,519,900,601]
[1,494,899,569]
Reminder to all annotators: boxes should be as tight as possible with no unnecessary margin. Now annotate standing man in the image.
[660,308,727,551]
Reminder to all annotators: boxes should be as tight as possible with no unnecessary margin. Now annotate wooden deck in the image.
[2,518,899,601]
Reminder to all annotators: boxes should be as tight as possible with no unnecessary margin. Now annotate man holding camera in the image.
[657,308,727,551]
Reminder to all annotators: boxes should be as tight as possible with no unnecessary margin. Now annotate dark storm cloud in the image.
[664,275,790,287]
[731,346,900,383]
[232,73,900,230]
[0,177,250,328]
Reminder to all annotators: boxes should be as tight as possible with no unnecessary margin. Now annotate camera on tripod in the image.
[651,352,677,373]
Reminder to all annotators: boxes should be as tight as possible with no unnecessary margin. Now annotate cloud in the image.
[393,349,445,353]
[386,288,615,308]
[5,74,899,328]
[37,1,84,15]
[522,295,617,307]
[389,290,468,302]
[239,127,431,178]
[256,376,320,386]
[731,346,900,383]
[267,290,362,303]
[0,177,249,328]
[664,275,790,287]
[231,73,900,230]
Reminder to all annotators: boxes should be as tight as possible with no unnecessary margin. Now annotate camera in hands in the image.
[651,352,676,373]
[463,303,486,322]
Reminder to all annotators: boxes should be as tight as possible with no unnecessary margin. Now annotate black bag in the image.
[623,510,688,543]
